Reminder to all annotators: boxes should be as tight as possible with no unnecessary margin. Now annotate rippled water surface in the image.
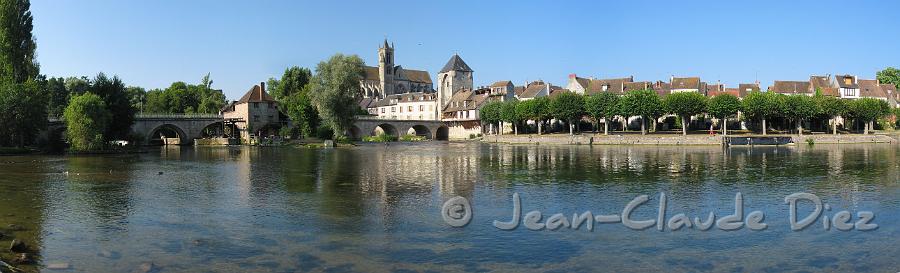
[0,143,899,272]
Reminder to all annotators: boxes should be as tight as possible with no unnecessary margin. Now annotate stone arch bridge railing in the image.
[351,116,449,140]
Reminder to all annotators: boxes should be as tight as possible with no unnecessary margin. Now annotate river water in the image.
[0,143,898,272]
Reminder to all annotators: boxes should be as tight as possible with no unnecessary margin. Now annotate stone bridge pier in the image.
[351,117,449,140]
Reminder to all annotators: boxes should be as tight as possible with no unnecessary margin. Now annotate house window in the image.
[419,105,424,111]
[602,85,609,91]
[400,107,403,113]
[844,77,852,85]
[381,108,385,113]
[408,106,413,112]
[391,107,396,113]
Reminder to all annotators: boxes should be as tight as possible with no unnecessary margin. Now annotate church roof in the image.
[439,54,473,73]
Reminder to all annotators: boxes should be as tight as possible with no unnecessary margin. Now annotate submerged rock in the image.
[9,239,26,252]
[46,262,71,270]
[132,262,157,273]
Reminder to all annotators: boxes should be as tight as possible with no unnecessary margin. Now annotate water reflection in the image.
[0,143,897,272]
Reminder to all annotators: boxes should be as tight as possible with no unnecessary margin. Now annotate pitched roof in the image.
[859,79,887,98]
[237,84,276,103]
[671,77,701,90]
[514,86,526,96]
[835,74,859,89]
[491,80,512,87]
[549,89,571,98]
[809,75,834,90]
[652,81,671,97]
[769,81,811,95]
[585,77,633,95]
[358,97,375,109]
[623,81,651,92]
[363,66,380,81]
[439,54,473,73]
[395,67,433,84]
[737,83,760,97]
[442,89,488,112]
[520,82,548,99]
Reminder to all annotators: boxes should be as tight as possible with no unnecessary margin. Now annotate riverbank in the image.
[482,133,897,145]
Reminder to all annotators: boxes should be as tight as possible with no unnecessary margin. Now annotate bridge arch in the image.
[407,125,432,139]
[373,123,398,137]
[435,125,449,141]
[347,125,362,140]
[148,124,187,145]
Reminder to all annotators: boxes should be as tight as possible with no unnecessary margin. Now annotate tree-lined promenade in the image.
[480,89,896,137]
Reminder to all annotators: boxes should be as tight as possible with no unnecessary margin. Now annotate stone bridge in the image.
[48,113,229,145]
[350,116,448,140]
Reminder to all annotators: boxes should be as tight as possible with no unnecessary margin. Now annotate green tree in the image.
[706,94,741,135]
[0,0,38,84]
[46,77,68,117]
[479,101,502,134]
[515,99,537,134]
[815,95,846,135]
[584,92,619,135]
[742,91,781,135]
[550,92,585,135]
[283,85,319,137]
[618,89,662,135]
[663,92,707,135]
[90,73,135,140]
[124,86,146,113]
[63,93,110,151]
[848,98,891,134]
[64,76,90,96]
[782,95,819,135]
[268,66,312,102]
[0,80,45,146]
[876,67,900,89]
[500,100,520,134]
[309,53,365,138]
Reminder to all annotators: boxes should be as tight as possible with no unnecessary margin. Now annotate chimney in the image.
[670,75,675,82]
[260,81,266,93]
[569,73,577,79]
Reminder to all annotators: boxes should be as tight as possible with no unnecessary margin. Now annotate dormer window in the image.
[602,85,609,91]
[844,77,852,85]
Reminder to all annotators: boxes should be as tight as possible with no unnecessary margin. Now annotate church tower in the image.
[436,54,473,117]
[378,39,395,98]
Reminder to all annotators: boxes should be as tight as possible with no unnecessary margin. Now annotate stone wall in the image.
[483,134,899,146]
[795,134,895,144]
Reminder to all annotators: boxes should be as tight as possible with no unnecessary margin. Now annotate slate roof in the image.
[549,89,571,98]
[439,54,473,73]
[237,84,276,103]
[769,81,812,95]
[835,74,859,89]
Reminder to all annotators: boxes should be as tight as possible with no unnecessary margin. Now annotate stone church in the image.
[360,40,434,99]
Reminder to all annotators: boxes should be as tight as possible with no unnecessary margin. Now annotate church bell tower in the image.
[436,54,474,117]
[378,39,394,98]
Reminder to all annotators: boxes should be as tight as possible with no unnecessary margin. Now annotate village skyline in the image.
[30,1,900,99]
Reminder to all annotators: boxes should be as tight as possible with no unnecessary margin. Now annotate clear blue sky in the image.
[32,0,900,100]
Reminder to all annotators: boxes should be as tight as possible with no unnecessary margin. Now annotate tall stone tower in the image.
[436,54,473,116]
[378,39,394,98]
